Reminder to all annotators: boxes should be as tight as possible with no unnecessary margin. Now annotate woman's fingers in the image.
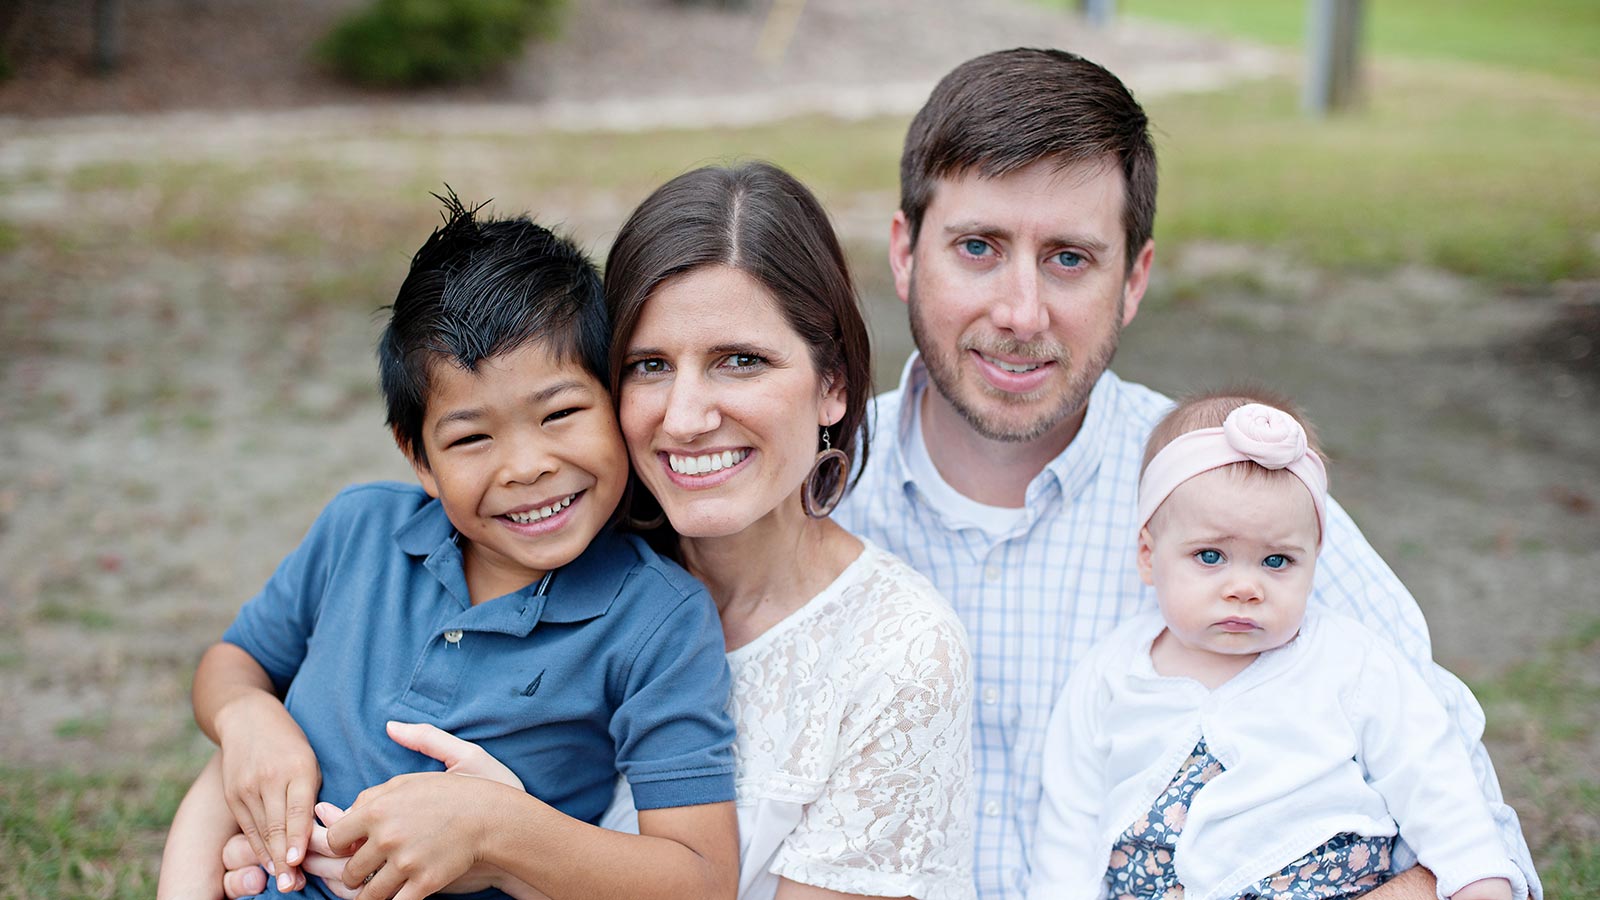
[221,863,269,899]
[385,721,523,790]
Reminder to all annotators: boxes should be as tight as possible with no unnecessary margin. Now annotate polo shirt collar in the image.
[393,498,626,624]
[888,353,1116,510]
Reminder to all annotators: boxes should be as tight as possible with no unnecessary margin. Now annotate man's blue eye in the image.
[1055,251,1084,268]
[963,239,990,257]
[1263,554,1290,570]
[1196,549,1223,565]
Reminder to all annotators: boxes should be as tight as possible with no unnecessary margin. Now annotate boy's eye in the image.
[1263,554,1291,570]
[447,433,487,448]
[544,407,581,424]
[1195,548,1224,566]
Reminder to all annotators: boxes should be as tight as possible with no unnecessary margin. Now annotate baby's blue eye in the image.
[1196,549,1223,565]
[963,239,991,257]
[1263,554,1290,570]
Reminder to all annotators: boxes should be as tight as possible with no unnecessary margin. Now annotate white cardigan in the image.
[1028,608,1523,900]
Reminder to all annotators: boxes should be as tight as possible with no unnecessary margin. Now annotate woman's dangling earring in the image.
[802,427,849,519]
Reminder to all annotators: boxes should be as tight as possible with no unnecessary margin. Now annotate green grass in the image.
[0,766,185,899]
[1472,618,1600,897]
[1116,0,1600,82]
[1145,66,1600,283]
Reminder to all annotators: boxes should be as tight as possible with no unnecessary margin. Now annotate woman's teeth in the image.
[668,449,749,476]
[506,494,575,524]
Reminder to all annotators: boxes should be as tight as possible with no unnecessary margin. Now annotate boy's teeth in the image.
[668,449,748,476]
[506,494,575,524]
[983,354,1042,374]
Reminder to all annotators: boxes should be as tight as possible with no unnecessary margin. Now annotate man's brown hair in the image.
[900,47,1157,272]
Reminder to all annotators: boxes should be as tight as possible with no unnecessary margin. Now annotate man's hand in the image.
[213,690,320,892]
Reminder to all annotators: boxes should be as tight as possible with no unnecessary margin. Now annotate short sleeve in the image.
[770,569,976,900]
[220,491,349,690]
[608,573,737,811]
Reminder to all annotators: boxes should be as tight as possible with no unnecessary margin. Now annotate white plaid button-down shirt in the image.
[833,355,1539,900]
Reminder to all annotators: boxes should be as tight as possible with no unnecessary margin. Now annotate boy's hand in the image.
[214,690,320,892]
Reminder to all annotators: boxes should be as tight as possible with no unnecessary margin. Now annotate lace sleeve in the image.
[769,562,976,900]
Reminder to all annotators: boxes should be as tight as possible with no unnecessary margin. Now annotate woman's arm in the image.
[192,641,320,891]
[325,776,738,900]
[159,753,248,900]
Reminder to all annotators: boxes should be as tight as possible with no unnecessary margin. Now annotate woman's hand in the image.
[213,690,321,891]
[327,771,531,900]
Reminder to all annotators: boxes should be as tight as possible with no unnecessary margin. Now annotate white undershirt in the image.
[904,388,1029,538]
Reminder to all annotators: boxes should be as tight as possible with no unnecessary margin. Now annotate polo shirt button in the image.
[982,686,999,705]
[984,800,1001,817]
[444,629,463,645]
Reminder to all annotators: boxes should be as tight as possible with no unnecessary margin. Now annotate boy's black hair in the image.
[379,190,607,466]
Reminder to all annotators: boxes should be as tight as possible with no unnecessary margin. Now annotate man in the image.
[832,47,1538,900]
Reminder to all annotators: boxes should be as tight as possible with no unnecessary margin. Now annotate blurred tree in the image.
[318,0,565,86]
[91,0,121,73]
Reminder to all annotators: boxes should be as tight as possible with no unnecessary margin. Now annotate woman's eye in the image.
[1195,549,1224,566]
[1054,250,1085,268]
[961,238,991,257]
[726,353,764,369]
[1263,554,1291,570]
[628,358,668,376]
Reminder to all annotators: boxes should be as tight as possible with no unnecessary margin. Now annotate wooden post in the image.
[1081,0,1116,29]
[1304,0,1363,115]
[92,0,123,74]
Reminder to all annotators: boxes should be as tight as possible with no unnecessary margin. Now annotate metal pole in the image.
[1304,0,1364,115]
[92,0,123,74]
[1082,0,1115,29]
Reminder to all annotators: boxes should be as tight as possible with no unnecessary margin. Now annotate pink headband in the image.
[1137,403,1329,546]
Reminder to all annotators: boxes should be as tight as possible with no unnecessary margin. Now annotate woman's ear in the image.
[819,371,848,428]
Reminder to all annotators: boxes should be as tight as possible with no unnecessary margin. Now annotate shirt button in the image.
[984,800,1001,817]
[443,629,463,645]
[982,686,999,705]
[984,566,1000,583]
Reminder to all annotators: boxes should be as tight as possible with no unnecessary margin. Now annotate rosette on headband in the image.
[1137,403,1328,545]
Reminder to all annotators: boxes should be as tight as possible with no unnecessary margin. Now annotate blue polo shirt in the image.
[222,482,735,899]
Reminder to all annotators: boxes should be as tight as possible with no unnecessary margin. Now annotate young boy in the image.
[158,196,739,900]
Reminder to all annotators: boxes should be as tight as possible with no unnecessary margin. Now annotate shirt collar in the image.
[888,352,1118,509]
[393,498,625,624]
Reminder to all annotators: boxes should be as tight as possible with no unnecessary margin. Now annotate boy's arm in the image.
[326,775,737,900]
[159,753,243,900]
[192,641,320,893]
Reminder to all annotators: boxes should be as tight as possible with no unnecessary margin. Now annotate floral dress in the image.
[1103,740,1394,900]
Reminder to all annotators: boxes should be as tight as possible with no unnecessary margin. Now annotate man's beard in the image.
[906,277,1123,444]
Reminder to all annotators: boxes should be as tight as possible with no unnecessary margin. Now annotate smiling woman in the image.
[599,161,977,900]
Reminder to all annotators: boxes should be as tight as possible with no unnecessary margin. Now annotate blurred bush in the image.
[318,0,565,86]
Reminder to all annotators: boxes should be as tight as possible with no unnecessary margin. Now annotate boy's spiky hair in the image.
[378,188,607,465]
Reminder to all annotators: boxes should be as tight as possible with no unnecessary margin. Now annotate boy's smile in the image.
[410,342,627,604]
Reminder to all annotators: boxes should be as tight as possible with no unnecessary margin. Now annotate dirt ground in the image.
[1,0,1597,877]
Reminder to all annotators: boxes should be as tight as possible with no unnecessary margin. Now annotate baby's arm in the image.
[1353,631,1522,900]
[158,753,238,900]
[1027,647,1114,900]
[192,641,320,893]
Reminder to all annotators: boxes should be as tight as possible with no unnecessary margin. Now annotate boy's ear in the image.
[394,426,441,499]
[1136,526,1156,586]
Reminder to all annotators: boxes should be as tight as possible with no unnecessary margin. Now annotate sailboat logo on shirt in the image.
[521,670,545,697]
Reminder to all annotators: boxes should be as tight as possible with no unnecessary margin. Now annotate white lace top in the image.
[603,539,976,900]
